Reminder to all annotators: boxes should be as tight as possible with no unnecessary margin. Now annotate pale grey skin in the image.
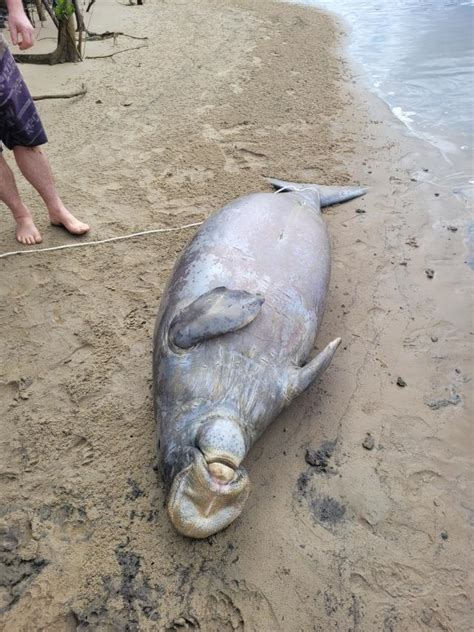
[153,179,367,538]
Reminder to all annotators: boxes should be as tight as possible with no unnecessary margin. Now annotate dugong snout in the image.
[167,418,250,538]
[196,418,247,468]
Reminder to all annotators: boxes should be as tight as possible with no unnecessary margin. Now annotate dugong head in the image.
[166,418,250,538]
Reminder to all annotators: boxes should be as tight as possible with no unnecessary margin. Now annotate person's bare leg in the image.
[13,145,89,235]
[0,152,42,245]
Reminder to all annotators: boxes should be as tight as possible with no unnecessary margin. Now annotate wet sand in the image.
[0,0,472,630]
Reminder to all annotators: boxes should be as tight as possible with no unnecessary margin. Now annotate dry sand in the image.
[0,0,472,630]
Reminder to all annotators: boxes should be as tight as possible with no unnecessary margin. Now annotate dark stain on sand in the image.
[71,547,164,630]
[0,526,48,614]
[296,442,347,527]
[309,495,346,525]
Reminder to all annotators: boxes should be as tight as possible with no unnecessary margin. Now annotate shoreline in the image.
[286,0,474,206]
[1,1,471,630]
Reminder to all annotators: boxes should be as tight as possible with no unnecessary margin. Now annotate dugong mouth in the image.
[167,449,250,538]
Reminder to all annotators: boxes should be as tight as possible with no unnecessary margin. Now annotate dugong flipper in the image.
[169,287,264,349]
[153,178,367,538]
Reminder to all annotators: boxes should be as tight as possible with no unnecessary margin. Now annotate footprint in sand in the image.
[68,435,94,468]
[201,124,269,174]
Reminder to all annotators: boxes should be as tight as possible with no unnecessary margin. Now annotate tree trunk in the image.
[71,0,85,31]
[22,0,32,24]
[53,14,82,63]
[41,0,59,28]
[14,15,82,64]
[34,0,46,22]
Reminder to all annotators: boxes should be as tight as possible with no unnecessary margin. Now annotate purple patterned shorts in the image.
[0,35,47,150]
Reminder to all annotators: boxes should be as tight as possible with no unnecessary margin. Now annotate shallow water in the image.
[291,0,474,199]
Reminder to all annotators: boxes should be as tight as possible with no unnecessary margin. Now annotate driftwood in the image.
[86,30,148,41]
[33,83,87,101]
[86,45,147,59]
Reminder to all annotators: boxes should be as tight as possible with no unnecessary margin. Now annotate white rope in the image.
[0,221,203,259]
[0,189,310,259]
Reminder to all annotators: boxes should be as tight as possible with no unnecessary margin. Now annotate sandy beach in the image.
[0,0,472,630]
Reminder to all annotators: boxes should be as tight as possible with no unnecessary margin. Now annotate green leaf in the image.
[54,0,75,20]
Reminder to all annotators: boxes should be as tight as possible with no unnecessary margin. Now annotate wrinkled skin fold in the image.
[167,449,250,538]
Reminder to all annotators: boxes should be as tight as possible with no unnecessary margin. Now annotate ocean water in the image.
[290,0,474,200]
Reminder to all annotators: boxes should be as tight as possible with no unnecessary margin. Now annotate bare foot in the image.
[15,216,43,246]
[50,207,90,235]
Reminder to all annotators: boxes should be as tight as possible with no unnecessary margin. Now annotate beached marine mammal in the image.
[153,178,367,538]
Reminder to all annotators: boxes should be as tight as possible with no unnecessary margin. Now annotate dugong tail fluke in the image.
[267,177,368,208]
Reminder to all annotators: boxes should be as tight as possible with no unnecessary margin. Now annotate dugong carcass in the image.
[153,178,367,538]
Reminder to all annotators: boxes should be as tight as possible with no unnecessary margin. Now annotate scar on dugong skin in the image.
[153,178,367,538]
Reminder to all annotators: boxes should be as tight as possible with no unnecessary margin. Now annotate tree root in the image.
[14,52,58,64]
[14,48,82,64]
[86,30,148,41]
[33,84,87,101]
[86,45,147,59]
